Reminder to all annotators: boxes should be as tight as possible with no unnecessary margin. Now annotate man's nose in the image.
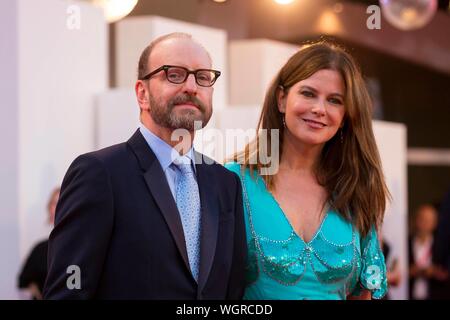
[182,73,198,94]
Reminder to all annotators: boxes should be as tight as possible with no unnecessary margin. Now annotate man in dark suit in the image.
[43,33,247,299]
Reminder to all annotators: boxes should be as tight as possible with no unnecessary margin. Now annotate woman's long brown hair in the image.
[231,41,390,237]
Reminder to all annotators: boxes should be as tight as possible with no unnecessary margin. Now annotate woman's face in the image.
[278,69,346,147]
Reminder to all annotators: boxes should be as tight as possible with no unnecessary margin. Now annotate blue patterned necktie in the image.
[172,156,201,282]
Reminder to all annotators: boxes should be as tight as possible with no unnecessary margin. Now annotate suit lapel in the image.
[127,130,191,274]
[195,152,220,292]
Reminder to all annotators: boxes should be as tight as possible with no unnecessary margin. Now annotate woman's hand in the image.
[348,289,372,300]
[28,282,42,300]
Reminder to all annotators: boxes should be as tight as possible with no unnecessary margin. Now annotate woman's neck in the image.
[280,131,323,173]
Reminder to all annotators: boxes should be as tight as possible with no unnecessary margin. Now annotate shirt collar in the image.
[139,124,196,172]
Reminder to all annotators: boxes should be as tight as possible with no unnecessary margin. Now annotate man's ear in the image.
[135,81,149,111]
[277,85,286,113]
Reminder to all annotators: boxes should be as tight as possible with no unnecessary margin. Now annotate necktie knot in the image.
[172,156,194,175]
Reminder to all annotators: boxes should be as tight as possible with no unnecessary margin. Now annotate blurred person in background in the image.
[433,189,450,299]
[408,203,448,300]
[17,187,60,300]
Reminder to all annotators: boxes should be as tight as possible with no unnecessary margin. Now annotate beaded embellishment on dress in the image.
[240,170,359,294]
[224,162,388,299]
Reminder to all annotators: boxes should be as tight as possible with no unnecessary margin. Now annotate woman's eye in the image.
[329,98,343,105]
[301,91,314,97]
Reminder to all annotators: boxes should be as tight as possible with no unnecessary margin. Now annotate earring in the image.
[282,114,286,128]
[340,128,344,144]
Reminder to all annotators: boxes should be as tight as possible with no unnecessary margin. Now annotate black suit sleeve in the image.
[18,242,45,289]
[43,154,114,299]
[226,172,247,300]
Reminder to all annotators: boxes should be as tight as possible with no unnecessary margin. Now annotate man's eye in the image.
[167,69,186,79]
[168,73,183,79]
[197,73,212,82]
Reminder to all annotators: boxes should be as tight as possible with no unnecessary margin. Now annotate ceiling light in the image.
[81,0,139,23]
[379,0,438,31]
[274,0,295,5]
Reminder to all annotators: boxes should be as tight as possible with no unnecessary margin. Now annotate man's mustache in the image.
[169,94,206,112]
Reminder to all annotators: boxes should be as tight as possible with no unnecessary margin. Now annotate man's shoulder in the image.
[30,239,49,256]
[78,129,144,164]
[195,153,239,182]
[70,141,132,171]
[87,142,129,161]
[223,161,241,175]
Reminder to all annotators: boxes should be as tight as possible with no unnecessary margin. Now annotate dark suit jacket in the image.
[408,235,444,300]
[435,190,450,270]
[43,129,247,299]
[433,189,450,299]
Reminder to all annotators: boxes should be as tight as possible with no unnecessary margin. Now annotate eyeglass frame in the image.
[139,65,221,87]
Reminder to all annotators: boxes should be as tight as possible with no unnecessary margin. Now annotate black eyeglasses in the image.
[139,65,221,87]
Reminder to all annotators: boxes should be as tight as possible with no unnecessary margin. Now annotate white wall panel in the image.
[374,120,408,300]
[229,39,298,106]
[0,0,21,300]
[0,0,107,298]
[96,88,140,149]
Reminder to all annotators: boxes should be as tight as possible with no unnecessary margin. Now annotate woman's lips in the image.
[303,118,326,129]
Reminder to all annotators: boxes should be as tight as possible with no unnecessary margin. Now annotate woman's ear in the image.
[277,85,286,113]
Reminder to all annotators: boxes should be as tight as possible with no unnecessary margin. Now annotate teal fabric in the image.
[225,162,387,300]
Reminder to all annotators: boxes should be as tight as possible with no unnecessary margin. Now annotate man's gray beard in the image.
[148,93,211,131]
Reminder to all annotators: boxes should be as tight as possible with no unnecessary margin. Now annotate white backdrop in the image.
[374,121,408,300]
[0,0,107,298]
[0,0,20,301]
[229,39,298,106]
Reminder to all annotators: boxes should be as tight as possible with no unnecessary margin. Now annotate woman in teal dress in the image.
[225,41,390,300]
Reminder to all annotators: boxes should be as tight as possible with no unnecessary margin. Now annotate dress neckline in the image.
[257,175,329,246]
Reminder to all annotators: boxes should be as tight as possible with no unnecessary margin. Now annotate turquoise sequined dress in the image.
[225,162,387,300]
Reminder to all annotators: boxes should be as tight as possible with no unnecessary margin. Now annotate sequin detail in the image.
[237,167,387,299]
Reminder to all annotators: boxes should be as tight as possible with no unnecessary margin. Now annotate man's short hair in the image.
[137,32,193,80]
